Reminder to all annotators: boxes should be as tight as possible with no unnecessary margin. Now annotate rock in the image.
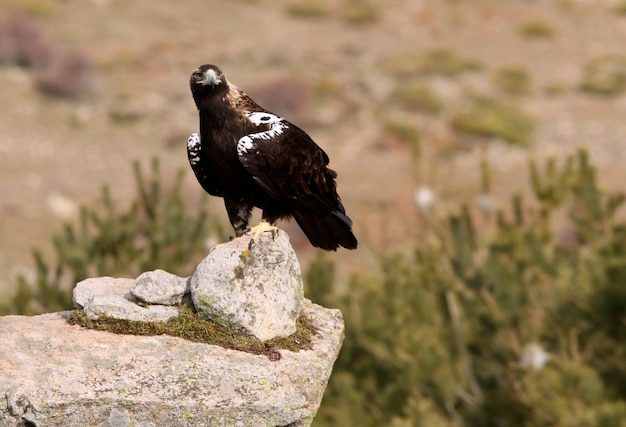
[131,269,190,305]
[73,276,135,308]
[74,276,179,323]
[84,295,179,323]
[0,300,344,427]
[191,230,304,341]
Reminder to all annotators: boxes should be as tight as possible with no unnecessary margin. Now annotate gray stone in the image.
[131,269,190,305]
[83,295,179,323]
[0,300,344,427]
[73,276,135,308]
[191,230,304,341]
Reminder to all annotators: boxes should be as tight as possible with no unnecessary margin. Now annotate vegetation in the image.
[0,158,223,315]
[4,149,626,425]
[68,305,316,356]
[340,0,381,25]
[416,48,482,77]
[313,149,626,426]
[492,66,531,96]
[286,1,330,19]
[518,19,556,39]
[450,98,535,146]
[613,0,626,15]
[392,82,444,114]
[383,48,481,78]
[579,54,626,96]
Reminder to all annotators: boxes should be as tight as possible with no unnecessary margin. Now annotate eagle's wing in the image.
[187,132,222,197]
[236,111,338,213]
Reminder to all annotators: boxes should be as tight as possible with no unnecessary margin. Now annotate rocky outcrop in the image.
[0,301,344,427]
[73,231,304,342]
[0,229,344,427]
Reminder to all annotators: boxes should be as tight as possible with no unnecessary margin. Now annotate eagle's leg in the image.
[224,198,253,239]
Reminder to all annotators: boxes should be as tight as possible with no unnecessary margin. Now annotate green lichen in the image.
[66,305,316,357]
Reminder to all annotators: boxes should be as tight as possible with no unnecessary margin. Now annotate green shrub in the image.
[580,54,626,96]
[492,66,531,96]
[340,0,381,24]
[383,49,481,77]
[614,0,626,15]
[518,19,556,38]
[0,159,224,315]
[544,82,570,96]
[286,1,330,18]
[392,83,444,114]
[314,149,626,426]
[417,48,482,76]
[450,98,535,146]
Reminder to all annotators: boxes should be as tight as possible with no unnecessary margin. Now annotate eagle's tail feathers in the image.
[293,210,357,251]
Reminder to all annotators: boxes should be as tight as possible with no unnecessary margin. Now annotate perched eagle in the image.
[188,64,357,251]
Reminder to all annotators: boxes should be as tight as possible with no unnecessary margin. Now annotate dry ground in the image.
[1,0,626,297]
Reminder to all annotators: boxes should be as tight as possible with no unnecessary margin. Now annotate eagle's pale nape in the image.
[188,64,357,251]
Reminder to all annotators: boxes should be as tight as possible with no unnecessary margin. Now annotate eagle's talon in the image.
[247,221,279,243]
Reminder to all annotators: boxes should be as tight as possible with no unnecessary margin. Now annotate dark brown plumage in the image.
[188,64,357,251]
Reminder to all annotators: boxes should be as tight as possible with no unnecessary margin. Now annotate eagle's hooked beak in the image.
[197,68,221,88]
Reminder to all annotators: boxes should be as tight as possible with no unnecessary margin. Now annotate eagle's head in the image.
[190,64,227,106]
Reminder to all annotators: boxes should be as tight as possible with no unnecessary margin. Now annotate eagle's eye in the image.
[192,70,204,79]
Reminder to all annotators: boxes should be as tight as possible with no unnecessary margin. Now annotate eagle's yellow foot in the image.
[247,221,279,243]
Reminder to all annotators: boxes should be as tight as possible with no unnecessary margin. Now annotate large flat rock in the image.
[0,300,344,427]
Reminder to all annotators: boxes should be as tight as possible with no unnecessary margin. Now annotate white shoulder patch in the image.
[237,111,289,158]
[187,131,202,165]
[246,111,283,126]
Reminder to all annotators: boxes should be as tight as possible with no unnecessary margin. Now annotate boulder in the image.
[131,269,191,306]
[0,300,344,427]
[191,230,304,341]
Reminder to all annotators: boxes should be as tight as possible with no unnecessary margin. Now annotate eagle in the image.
[188,64,357,251]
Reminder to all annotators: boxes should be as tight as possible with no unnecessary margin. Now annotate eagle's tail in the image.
[293,210,357,251]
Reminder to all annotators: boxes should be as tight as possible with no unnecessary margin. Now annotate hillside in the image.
[1,0,626,295]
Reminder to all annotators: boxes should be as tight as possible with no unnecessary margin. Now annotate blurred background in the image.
[1,0,626,425]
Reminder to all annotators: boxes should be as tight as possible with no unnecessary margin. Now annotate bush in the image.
[340,0,381,25]
[384,48,481,78]
[614,0,626,15]
[518,19,556,39]
[0,159,224,315]
[417,48,482,77]
[286,1,330,18]
[391,83,444,114]
[579,54,626,96]
[450,98,535,146]
[492,66,531,96]
[313,149,626,425]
